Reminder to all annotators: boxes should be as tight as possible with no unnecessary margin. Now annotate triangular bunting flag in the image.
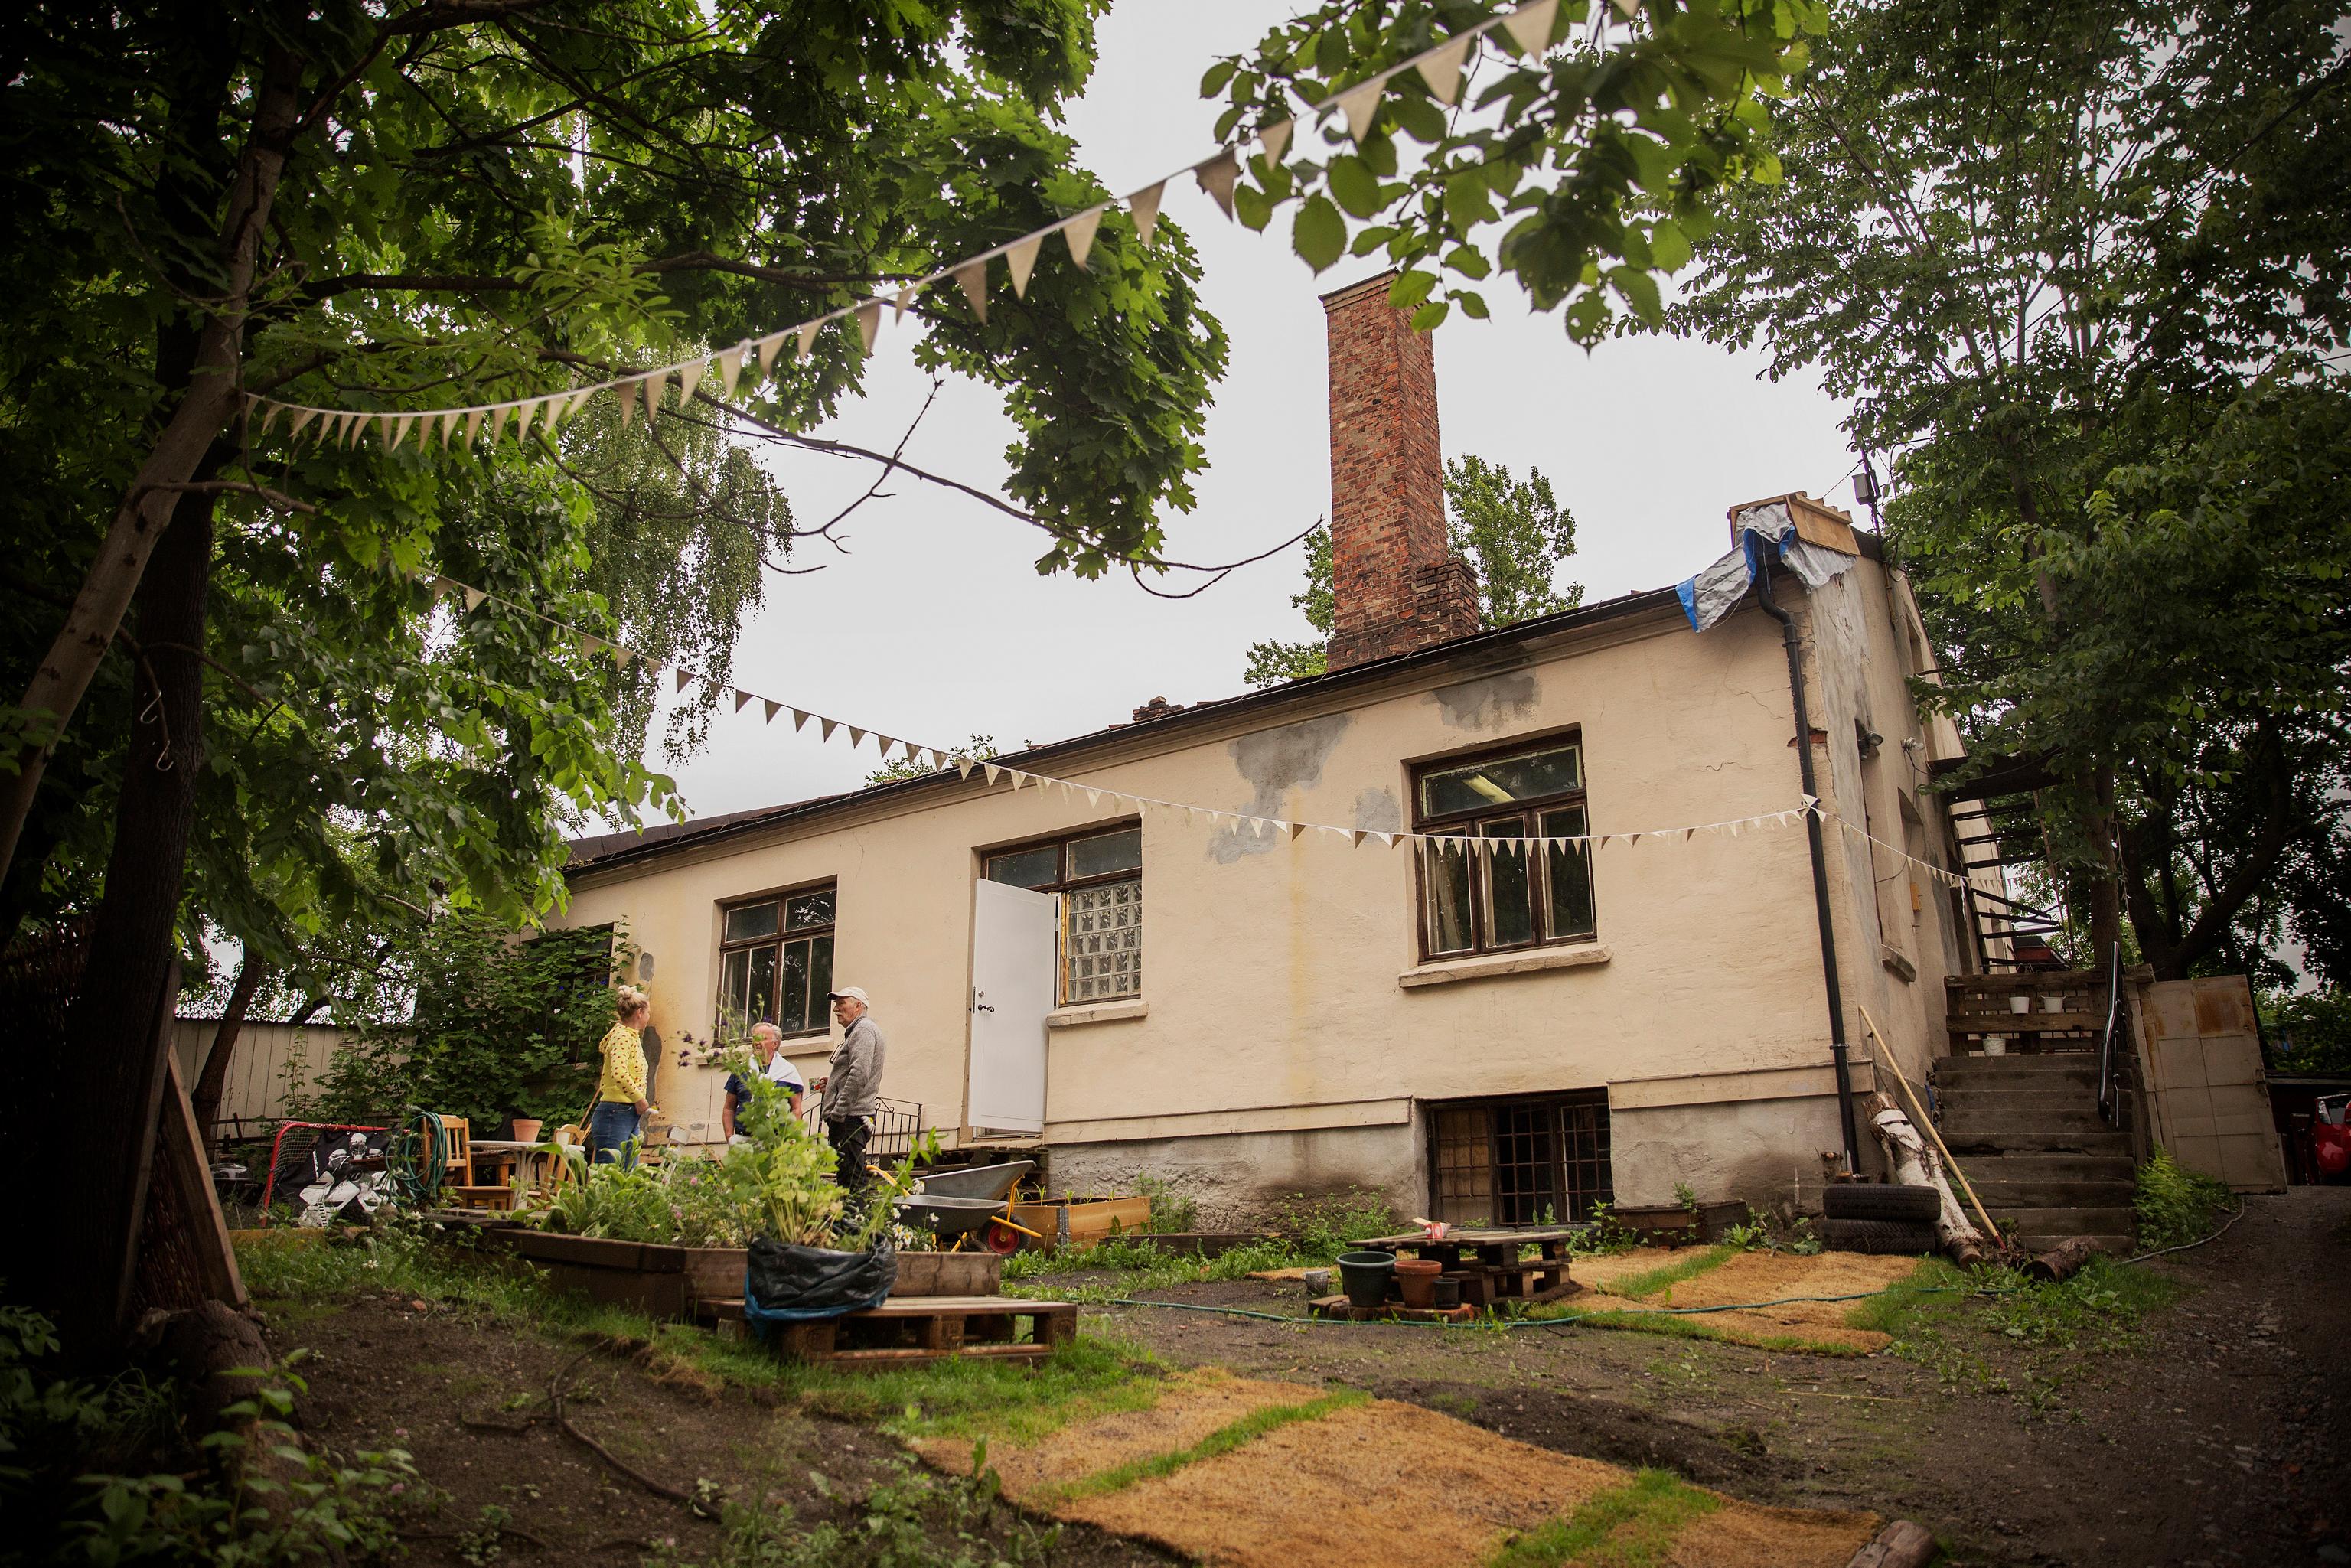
[1377,832,1398,849]
[1084,787,1101,807]
[1417,34,1473,103]
[929,749,951,771]
[1612,0,1639,15]
[1351,829,1369,846]
[733,689,754,712]
[579,634,605,658]
[1502,0,1560,56]
[643,373,666,425]
[762,699,781,722]
[462,409,486,445]
[893,285,916,322]
[797,321,820,359]
[674,668,693,694]
[1129,181,1166,246]
[463,587,486,613]
[757,333,786,374]
[1259,119,1293,167]
[819,719,837,742]
[1006,235,1043,298]
[1289,822,1309,841]
[1627,833,1642,847]
[436,410,458,447]
[515,401,540,441]
[1335,77,1385,142]
[955,260,989,324]
[1194,147,1239,216]
[955,757,976,780]
[856,302,881,353]
[1062,207,1105,269]
[846,725,865,748]
[618,386,634,429]
[983,764,1003,786]
[791,709,811,732]
[257,402,282,436]
[677,359,706,405]
[290,406,321,439]
[717,345,746,397]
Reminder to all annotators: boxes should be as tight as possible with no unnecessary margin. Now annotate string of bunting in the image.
[1832,817,1984,895]
[246,0,1619,445]
[410,564,1854,861]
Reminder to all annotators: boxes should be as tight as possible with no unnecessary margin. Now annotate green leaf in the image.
[1410,299,1453,331]
[1293,195,1347,272]
[1454,289,1491,320]
[1608,265,1663,325]
[1445,245,1492,280]
[1388,269,1438,308]
[1200,60,1237,96]
[1329,155,1385,219]
[1647,218,1691,272]
[1233,182,1273,233]
[1351,225,1397,257]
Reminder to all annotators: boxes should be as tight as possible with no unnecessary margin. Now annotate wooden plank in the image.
[1948,1011,2105,1032]
[160,1049,249,1309]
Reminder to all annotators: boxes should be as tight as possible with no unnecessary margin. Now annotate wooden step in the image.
[1942,1125,2132,1156]
[1968,1178,2137,1208]
[1941,1108,2118,1139]
[1935,1054,2100,1081]
[1934,1087,2102,1112]
[695,1294,1078,1365]
[1960,1152,2137,1183]
[2007,1232,2136,1259]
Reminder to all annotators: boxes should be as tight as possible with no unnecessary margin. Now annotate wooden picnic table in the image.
[1354,1226,1583,1308]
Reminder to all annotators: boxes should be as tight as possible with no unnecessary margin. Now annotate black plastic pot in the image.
[1335,1250,1396,1309]
[1431,1276,1462,1309]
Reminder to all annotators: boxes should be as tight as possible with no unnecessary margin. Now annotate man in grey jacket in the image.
[816,986,885,1194]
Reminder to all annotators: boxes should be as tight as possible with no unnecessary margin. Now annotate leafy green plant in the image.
[1136,1175,1200,1236]
[1568,1202,1639,1256]
[2134,1149,2235,1250]
[0,1302,415,1568]
[295,915,633,1128]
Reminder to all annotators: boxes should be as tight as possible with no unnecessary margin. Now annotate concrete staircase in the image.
[1933,1053,2137,1256]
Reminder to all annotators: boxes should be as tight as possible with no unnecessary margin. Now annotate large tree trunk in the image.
[193,954,267,1152]
[28,494,216,1352]
[0,40,302,885]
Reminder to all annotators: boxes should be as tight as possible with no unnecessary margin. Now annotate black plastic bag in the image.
[743,1236,896,1326]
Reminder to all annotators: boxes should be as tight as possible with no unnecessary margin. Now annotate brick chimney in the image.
[1321,272,1479,671]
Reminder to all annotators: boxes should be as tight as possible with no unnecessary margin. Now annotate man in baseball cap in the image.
[814,986,884,1194]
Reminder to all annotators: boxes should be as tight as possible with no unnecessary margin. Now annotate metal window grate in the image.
[1426,1093,1612,1224]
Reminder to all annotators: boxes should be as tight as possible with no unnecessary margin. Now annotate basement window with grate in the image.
[1427,1092,1613,1224]
[983,823,1143,1005]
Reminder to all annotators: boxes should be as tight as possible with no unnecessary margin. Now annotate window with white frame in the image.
[1412,735,1596,960]
[983,824,1143,1004]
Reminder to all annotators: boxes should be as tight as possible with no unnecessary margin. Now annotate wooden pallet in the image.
[1307,1295,1475,1324]
[696,1294,1078,1364]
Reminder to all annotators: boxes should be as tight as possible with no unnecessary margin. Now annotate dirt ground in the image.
[1081,1187,2351,1566]
[267,1293,1176,1566]
[257,1188,2349,1566]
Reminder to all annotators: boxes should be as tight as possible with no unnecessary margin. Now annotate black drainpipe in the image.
[1753,546,1863,1172]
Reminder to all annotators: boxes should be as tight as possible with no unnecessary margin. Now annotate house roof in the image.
[562,572,1771,877]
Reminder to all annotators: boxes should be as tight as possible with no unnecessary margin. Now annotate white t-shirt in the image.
[762,1053,807,1094]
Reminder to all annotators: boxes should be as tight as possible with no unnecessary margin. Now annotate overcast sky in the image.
[639,2,1862,823]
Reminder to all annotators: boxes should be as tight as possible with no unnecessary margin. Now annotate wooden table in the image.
[1355,1226,1582,1308]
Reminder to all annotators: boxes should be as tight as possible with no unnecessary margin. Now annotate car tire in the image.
[1821,1182,1944,1224]
[1821,1217,1940,1255]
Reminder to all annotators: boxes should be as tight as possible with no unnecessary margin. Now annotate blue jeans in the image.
[587,1101,643,1167]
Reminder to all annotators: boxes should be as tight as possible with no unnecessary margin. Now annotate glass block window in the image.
[983,821,1144,1005]
[717,883,836,1038]
[1412,733,1596,960]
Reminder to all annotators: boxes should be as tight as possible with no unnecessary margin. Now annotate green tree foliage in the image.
[1207,0,1824,341]
[1246,455,1580,684]
[298,915,628,1130]
[2263,990,2351,1076]
[1674,0,2351,977]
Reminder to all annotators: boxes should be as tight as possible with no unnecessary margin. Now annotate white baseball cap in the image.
[826,986,869,1005]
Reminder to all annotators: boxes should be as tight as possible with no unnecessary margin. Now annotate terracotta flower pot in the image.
[1395,1257,1443,1309]
[510,1119,543,1143]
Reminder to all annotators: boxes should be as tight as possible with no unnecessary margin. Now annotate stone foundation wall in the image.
[1045,1121,1422,1233]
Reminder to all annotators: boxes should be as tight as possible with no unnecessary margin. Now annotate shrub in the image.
[2134,1149,2234,1250]
[1136,1175,1200,1235]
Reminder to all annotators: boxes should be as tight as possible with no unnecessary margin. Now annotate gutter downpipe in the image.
[1753,546,1863,1172]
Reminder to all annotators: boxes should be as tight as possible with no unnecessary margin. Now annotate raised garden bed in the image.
[487,1230,1003,1319]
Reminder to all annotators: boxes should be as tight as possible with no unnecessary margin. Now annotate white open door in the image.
[966,879,1059,1135]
